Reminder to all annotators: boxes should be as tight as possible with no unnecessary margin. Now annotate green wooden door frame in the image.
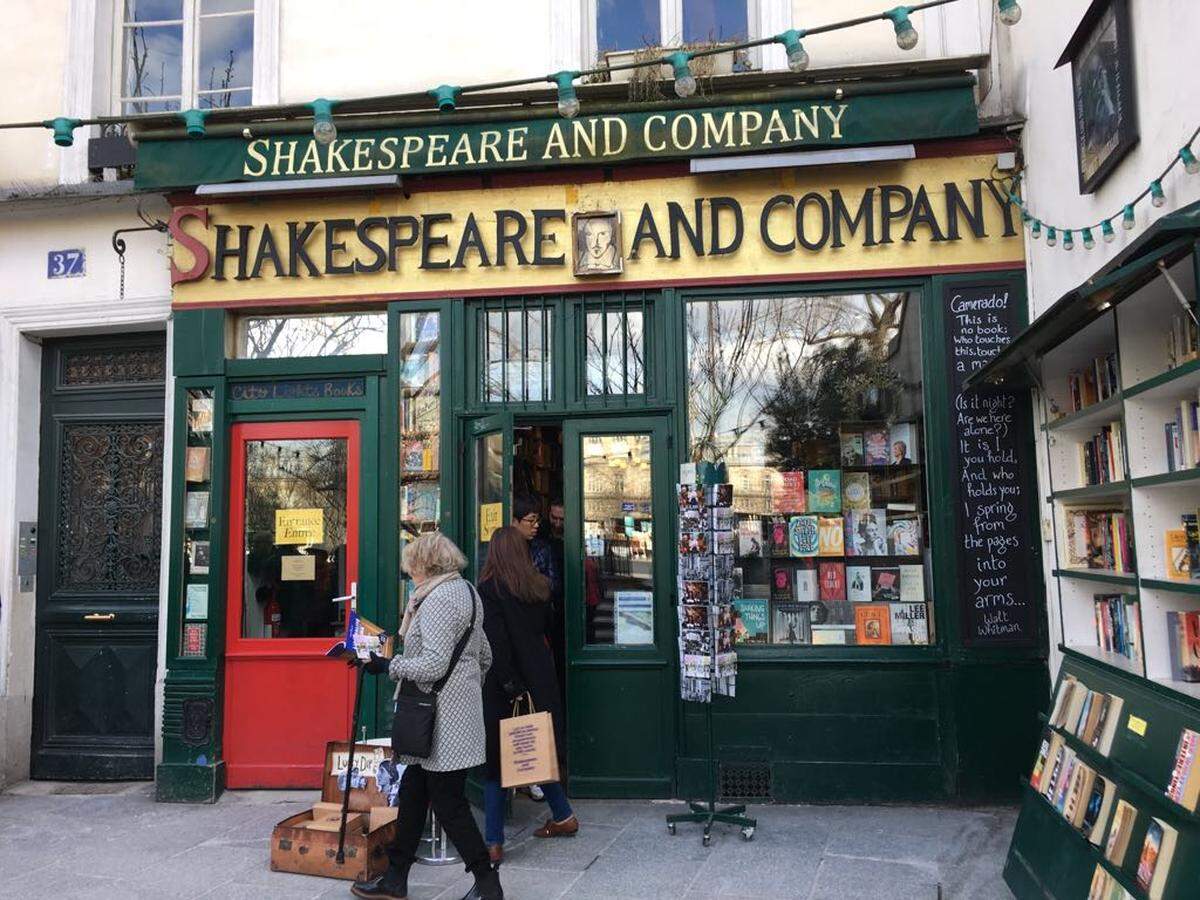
[562,413,677,797]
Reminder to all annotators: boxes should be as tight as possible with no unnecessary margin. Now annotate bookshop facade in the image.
[152,128,1051,804]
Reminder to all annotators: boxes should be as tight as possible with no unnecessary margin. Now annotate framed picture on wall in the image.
[1057,0,1139,194]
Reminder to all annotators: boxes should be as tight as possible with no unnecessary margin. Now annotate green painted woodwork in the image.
[1044,393,1124,431]
[162,267,1048,804]
[1004,653,1200,899]
[1050,481,1131,502]
[134,85,979,189]
[172,310,226,377]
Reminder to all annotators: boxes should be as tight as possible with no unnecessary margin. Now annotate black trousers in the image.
[387,764,489,875]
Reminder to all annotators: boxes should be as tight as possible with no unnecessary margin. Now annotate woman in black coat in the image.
[479,526,578,863]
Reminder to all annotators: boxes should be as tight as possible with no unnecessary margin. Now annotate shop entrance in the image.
[223,419,360,788]
[465,413,676,797]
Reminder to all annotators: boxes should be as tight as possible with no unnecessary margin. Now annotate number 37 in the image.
[47,249,85,278]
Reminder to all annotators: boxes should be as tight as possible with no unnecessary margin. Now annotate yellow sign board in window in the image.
[276,508,324,545]
[480,503,503,543]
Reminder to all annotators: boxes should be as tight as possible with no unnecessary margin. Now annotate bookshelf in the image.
[1000,243,1200,900]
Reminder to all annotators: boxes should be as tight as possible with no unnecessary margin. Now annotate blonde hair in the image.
[401,531,467,578]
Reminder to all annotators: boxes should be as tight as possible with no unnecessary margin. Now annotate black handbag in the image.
[390,588,478,759]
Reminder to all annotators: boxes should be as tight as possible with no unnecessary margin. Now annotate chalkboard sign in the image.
[944,282,1039,646]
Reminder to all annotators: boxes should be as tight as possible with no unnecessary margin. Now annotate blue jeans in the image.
[483,778,573,845]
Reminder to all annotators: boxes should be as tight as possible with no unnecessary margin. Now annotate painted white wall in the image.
[1003,0,1200,318]
[0,198,171,787]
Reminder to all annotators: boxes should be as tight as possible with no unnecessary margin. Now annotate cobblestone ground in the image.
[0,781,1016,899]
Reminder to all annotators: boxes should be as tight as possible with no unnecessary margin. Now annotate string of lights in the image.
[1004,123,1200,251]
[1,0,1025,148]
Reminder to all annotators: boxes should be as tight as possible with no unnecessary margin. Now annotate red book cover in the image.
[771,471,806,514]
[818,561,846,602]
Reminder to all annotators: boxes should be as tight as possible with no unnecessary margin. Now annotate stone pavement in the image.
[0,781,1017,899]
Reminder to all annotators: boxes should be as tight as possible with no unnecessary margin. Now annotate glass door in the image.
[223,419,360,788]
[563,415,675,796]
[465,412,513,575]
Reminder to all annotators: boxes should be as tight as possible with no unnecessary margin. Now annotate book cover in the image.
[712,506,736,532]
[678,484,704,515]
[181,622,207,658]
[789,515,820,557]
[188,540,211,576]
[772,602,811,645]
[1104,799,1137,864]
[732,598,769,644]
[811,626,850,645]
[807,470,842,514]
[888,422,919,465]
[846,509,888,556]
[1185,611,1200,682]
[887,511,921,556]
[1165,528,1190,579]
[854,603,891,644]
[680,580,709,604]
[840,431,864,465]
[818,561,847,602]
[846,565,872,602]
[794,568,819,604]
[842,472,871,512]
[871,566,901,602]
[899,564,924,603]
[771,471,806,514]
[679,531,708,555]
[184,583,208,620]
[188,397,213,433]
[863,428,889,466]
[737,518,763,558]
[770,567,792,602]
[1166,728,1200,811]
[1135,818,1164,894]
[184,446,211,483]
[817,516,845,556]
[809,600,855,627]
[1030,733,1052,789]
[713,531,736,556]
[889,602,929,644]
[184,491,210,529]
[768,517,789,557]
[1184,514,1200,579]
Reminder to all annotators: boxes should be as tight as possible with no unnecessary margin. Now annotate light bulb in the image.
[1030,220,1041,240]
[778,29,810,72]
[310,98,337,145]
[1046,227,1057,247]
[1082,228,1095,249]
[1062,230,1074,251]
[886,8,919,50]
[1122,205,1135,230]
[1150,180,1166,207]
[1101,220,1115,243]
[1181,147,1200,175]
[552,71,580,118]
[669,52,697,98]
[998,0,1022,26]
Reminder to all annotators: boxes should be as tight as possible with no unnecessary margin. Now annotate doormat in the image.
[50,783,132,795]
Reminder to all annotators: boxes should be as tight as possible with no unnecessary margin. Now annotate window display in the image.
[398,311,442,609]
[180,387,214,657]
[686,292,932,646]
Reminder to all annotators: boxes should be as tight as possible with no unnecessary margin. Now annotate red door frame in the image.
[223,419,361,788]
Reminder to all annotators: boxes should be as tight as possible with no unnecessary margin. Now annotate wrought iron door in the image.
[31,335,166,780]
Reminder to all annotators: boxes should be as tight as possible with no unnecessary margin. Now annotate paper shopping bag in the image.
[499,709,559,789]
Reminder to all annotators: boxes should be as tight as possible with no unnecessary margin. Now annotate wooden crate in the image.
[270,741,398,882]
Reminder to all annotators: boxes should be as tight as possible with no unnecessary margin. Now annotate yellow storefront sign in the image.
[275,508,324,545]
[169,153,1022,308]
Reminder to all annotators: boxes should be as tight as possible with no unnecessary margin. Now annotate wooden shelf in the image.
[1131,468,1200,489]
[1138,577,1200,595]
[1061,643,1145,679]
[1051,481,1130,503]
[1124,357,1200,400]
[1148,676,1200,703]
[1045,394,1124,432]
[1053,568,1137,587]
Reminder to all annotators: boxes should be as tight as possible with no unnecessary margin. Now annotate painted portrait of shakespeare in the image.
[573,211,623,276]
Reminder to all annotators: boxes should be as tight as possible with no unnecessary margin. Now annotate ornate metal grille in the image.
[56,423,164,591]
[60,347,166,387]
[719,761,773,801]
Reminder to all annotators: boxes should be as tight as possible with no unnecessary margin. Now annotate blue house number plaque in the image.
[47,249,86,278]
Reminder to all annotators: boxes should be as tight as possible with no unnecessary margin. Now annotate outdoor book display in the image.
[180,388,214,658]
[1000,248,1200,897]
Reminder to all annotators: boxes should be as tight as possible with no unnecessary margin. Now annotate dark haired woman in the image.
[479,526,578,863]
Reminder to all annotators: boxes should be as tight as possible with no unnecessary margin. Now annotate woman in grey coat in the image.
[351,532,503,900]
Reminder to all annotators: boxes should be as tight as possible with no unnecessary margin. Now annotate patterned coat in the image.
[388,576,492,771]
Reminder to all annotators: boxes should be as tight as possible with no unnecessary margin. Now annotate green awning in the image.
[965,201,1200,389]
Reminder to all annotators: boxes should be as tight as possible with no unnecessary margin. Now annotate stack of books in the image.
[1049,675,1125,756]
[1164,398,1200,472]
[1066,353,1120,412]
[1064,508,1134,573]
[1092,593,1143,664]
[1029,729,1115,844]
[1078,423,1125,485]
[1166,312,1199,370]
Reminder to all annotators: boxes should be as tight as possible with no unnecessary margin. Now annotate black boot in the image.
[351,863,410,900]
[459,862,504,900]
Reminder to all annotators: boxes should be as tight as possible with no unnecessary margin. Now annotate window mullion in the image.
[182,0,198,107]
[661,0,682,46]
